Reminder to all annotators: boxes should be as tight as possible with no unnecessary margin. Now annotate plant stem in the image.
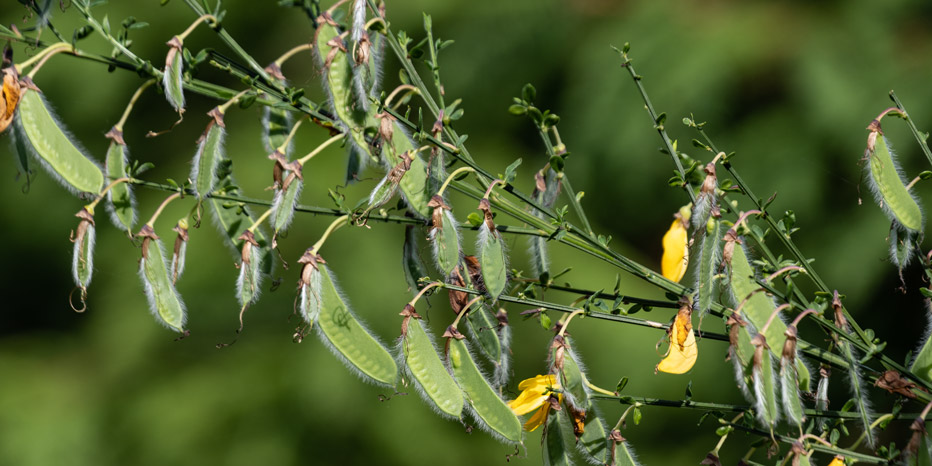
[297,134,344,166]
[890,90,932,168]
[114,79,156,132]
[146,192,183,228]
[310,215,349,255]
[177,14,218,43]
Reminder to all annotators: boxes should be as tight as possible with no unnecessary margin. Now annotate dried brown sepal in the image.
[136,224,159,259]
[354,31,371,66]
[478,198,497,231]
[700,453,722,466]
[104,126,126,146]
[726,313,748,360]
[431,110,444,138]
[535,169,547,193]
[782,324,798,363]
[428,194,451,232]
[447,265,469,314]
[442,325,465,340]
[908,418,927,457]
[495,308,509,327]
[832,290,847,330]
[463,255,485,293]
[550,334,567,371]
[268,149,289,188]
[874,370,918,399]
[207,106,226,129]
[751,333,768,368]
[237,230,260,264]
[265,62,286,81]
[376,111,395,143]
[297,249,325,287]
[400,303,421,319]
[722,228,740,267]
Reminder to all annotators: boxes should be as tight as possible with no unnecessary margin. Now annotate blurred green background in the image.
[3,0,932,464]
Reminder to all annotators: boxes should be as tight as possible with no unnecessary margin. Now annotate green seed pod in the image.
[543,407,573,466]
[610,430,642,466]
[552,335,611,464]
[890,223,917,271]
[815,366,830,431]
[103,131,136,234]
[191,108,226,199]
[459,256,510,388]
[262,103,294,156]
[727,314,755,401]
[314,13,374,181]
[528,167,561,279]
[162,37,185,113]
[350,0,384,104]
[478,199,508,301]
[399,315,464,419]
[836,331,874,447]
[381,122,432,218]
[236,230,263,309]
[750,334,779,428]
[271,168,303,238]
[297,250,324,325]
[306,254,397,387]
[71,207,95,302]
[695,219,721,316]
[207,160,274,275]
[446,337,522,443]
[779,325,805,428]
[866,122,923,233]
[15,83,104,195]
[727,240,810,391]
[464,304,503,367]
[692,161,719,231]
[363,153,409,214]
[170,219,188,284]
[137,225,187,332]
[402,224,430,296]
[429,196,461,277]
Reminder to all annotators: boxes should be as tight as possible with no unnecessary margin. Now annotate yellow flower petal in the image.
[508,374,560,415]
[656,306,698,374]
[662,219,689,282]
[523,403,550,432]
[827,457,845,466]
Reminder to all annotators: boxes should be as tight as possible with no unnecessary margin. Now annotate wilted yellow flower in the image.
[656,305,698,374]
[662,207,690,282]
[508,374,561,432]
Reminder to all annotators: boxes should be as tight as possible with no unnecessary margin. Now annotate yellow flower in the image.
[508,374,561,432]
[656,305,698,374]
[661,208,690,282]
[827,457,845,466]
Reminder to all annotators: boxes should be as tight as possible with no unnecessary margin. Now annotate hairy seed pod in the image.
[364,152,411,214]
[271,161,303,241]
[314,12,373,181]
[727,237,810,391]
[610,430,642,466]
[398,314,465,419]
[9,110,33,188]
[750,334,779,428]
[236,230,263,310]
[297,249,325,325]
[478,198,508,301]
[528,167,561,279]
[551,335,611,464]
[428,195,461,276]
[137,225,187,332]
[445,337,522,443]
[103,128,137,234]
[15,79,104,195]
[170,219,188,284]
[727,314,755,400]
[832,305,875,448]
[162,36,185,113]
[71,207,96,302]
[695,219,721,315]
[692,161,719,231]
[815,365,831,431]
[262,103,294,156]
[191,108,226,199]
[543,406,574,466]
[302,253,397,386]
[890,223,917,271]
[780,325,805,428]
[207,159,274,275]
[865,120,923,233]
[379,117,433,218]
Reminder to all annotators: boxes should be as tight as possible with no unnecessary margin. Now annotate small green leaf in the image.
[540,313,552,330]
[521,83,536,103]
[503,158,522,184]
[616,377,628,393]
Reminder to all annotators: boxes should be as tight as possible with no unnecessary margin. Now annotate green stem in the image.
[613,47,695,204]
[177,14,218,42]
[437,167,475,197]
[297,134,344,166]
[14,41,71,73]
[890,91,932,168]
[114,79,156,132]
[247,208,274,233]
[310,215,349,255]
[146,192,183,228]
